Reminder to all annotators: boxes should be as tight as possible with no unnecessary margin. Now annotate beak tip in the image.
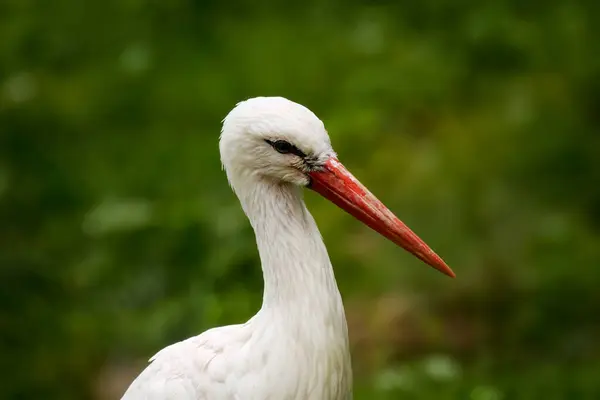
[416,253,456,278]
[439,264,456,278]
[427,255,455,278]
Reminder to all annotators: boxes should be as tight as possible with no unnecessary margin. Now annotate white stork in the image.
[121,97,454,399]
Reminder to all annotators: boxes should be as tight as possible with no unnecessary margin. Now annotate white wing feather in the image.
[121,324,246,400]
[120,316,352,400]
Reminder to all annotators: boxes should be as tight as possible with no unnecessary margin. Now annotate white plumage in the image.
[121,97,453,400]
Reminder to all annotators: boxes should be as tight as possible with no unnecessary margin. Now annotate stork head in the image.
[220,96,333,187]
[220,96,455,278]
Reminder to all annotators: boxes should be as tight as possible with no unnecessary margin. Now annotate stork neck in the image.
[237,178,344,313]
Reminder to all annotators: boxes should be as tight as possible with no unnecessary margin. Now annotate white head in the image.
[219,96,455,278]
[220,97,335,187]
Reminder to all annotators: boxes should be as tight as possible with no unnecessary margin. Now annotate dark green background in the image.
[1,0,599,398]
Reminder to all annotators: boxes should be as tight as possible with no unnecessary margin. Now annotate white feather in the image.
[121,97,352,400]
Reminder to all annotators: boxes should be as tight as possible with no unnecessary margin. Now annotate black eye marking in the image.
[272,140,292,154]
[264,139,307,158]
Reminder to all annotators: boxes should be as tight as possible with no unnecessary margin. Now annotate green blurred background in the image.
[1,0,599,398]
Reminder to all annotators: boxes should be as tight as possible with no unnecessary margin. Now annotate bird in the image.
[121,96,454,400]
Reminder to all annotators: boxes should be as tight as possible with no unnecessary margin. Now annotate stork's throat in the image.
[240,180,342,313]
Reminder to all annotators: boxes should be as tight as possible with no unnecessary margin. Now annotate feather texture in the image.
[121,98,352,399]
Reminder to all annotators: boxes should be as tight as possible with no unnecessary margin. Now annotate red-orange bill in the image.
[308,158,455,278]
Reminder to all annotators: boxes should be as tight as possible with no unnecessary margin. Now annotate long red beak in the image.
[308,158,455,278]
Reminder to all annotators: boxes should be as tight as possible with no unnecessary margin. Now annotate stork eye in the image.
[265,139,307,158]
[273,140,293,154]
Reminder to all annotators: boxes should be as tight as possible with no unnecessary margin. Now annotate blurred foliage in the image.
[1,0,599,398]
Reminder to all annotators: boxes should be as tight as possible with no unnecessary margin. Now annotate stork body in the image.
[122,180,351,399]
[122,97,453,399]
